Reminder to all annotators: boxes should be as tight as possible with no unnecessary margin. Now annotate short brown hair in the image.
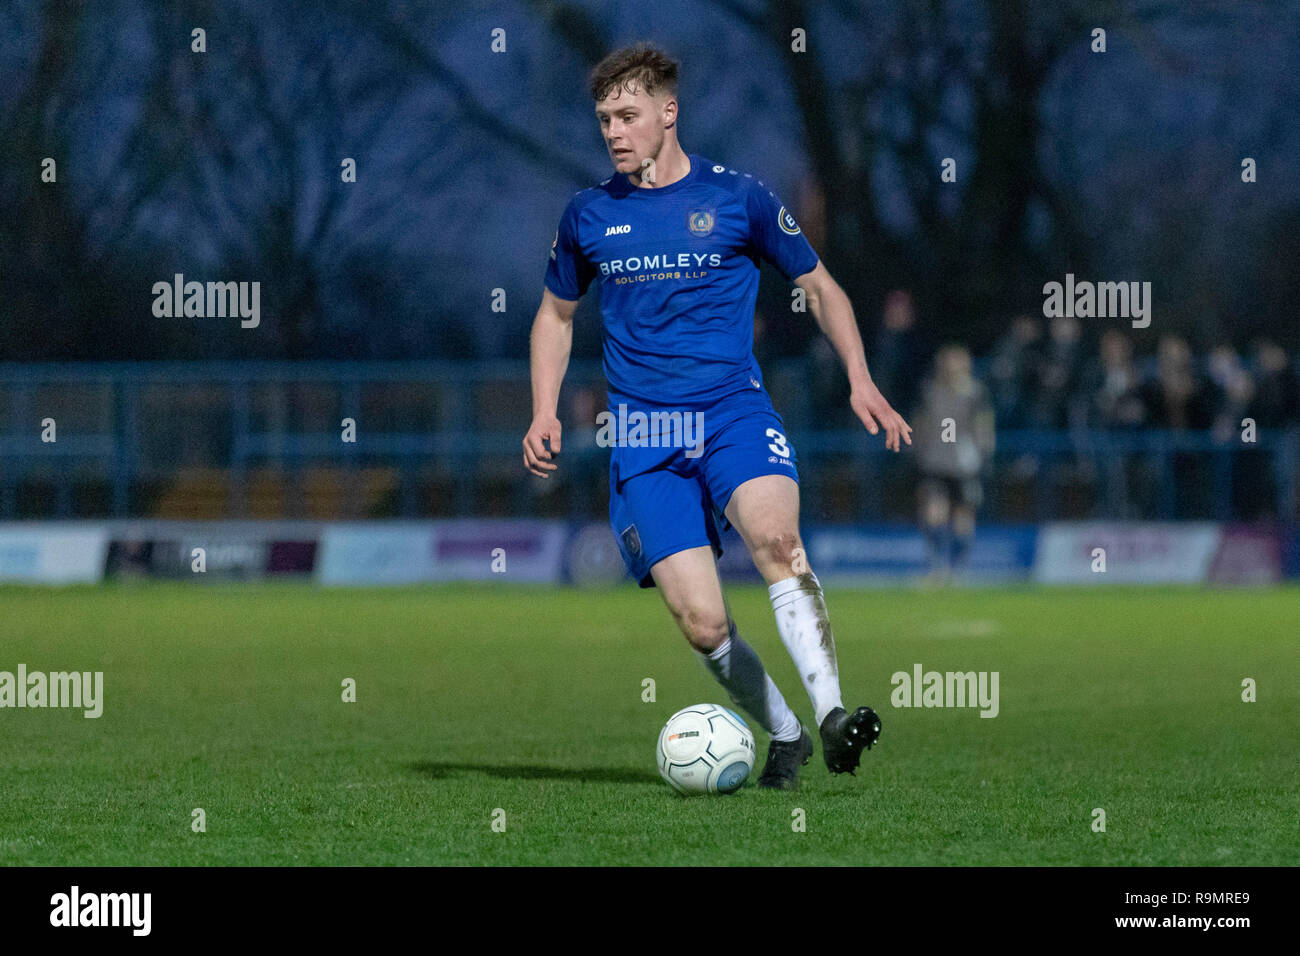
[589,43,679,102]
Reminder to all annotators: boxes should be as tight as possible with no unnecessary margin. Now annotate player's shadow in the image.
[406,760,660,785]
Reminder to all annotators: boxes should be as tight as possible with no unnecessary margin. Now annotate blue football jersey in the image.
[544,154,819,408]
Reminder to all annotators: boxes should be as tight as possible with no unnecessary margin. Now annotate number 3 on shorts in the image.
[766,428,790,458]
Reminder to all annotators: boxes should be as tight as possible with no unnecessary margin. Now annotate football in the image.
[656,703,756,794]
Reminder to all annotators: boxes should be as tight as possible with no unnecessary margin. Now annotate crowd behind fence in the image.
[0,347,1296,524]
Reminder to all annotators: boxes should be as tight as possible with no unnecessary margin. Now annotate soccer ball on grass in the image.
[656,703,755,794]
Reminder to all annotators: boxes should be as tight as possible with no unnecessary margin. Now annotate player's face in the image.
[595,84,672,177]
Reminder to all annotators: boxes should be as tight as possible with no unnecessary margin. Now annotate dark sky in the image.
[3,0,1297,360]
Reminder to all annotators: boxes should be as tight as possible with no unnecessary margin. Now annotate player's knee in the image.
[673,605,731,653]
[922,496,949,526]
[751,529,800,574]
[952,508,975,537]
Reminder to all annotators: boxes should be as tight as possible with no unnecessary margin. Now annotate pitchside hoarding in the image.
[315,521,569,585]
[0,524,109,583]
[804,524,1039,583]
[101,523,318,580]
[1029,522,1284,584]
[0,521,1294,585]
[1207,525,1285,585]
[1033,522,1222,584]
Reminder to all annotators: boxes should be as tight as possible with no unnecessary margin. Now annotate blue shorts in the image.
[608,388,799,587]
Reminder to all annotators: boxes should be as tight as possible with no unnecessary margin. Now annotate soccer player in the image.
[523,44,911,790]
[914,345,996,582]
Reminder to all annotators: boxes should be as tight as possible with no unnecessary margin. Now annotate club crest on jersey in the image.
[777,206,801,236]
[688,209,715,237]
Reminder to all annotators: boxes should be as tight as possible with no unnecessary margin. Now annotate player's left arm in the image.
[795,262,913,452]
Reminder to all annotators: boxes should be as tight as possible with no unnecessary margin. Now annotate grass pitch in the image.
[0,582,1296,866]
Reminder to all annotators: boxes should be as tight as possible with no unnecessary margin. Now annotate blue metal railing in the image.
[1,361,1296,522]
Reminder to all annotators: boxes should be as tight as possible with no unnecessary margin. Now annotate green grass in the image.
[0,583,1296,866]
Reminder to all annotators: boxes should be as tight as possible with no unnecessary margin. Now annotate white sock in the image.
[769,572,843,726]
[696,627,802,742]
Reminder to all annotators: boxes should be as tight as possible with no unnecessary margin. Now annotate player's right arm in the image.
[527,195,595,477]
[523,288,579,477]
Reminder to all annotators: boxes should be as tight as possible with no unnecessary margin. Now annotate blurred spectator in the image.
[1132,336,1217,516]
[1079,330,1145,429]
[808,333,855,429]
[1027,315,1084,429]
[1206,343,1256,442]
[568,386,601,454]
[1251,339,1299,428]
[914,345,995,580]
[1138,336,1216,430]
[869,290,932,418]
[988,314,1043,429]
[544,385,607,514]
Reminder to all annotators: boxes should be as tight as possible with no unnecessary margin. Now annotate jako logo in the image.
[50,886,151,936]
[890,664,999,718]
[605,224,631,236]
[151,273,260,328]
